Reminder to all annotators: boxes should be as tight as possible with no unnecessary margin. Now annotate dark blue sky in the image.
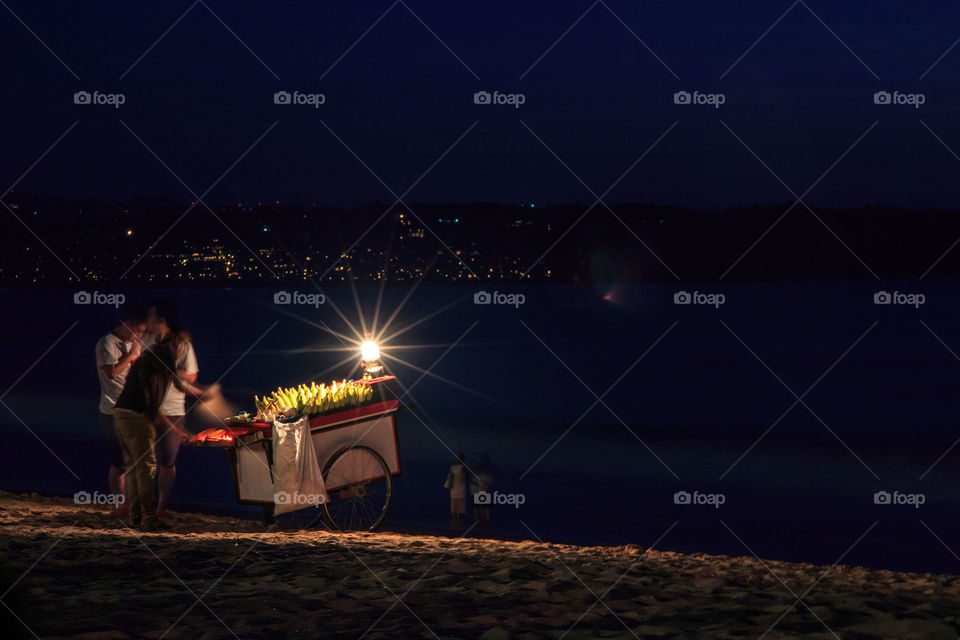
[3,1,960,209]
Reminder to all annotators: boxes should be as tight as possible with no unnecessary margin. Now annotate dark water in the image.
[2,282,959,574]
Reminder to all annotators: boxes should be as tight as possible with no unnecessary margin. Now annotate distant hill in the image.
[3,193,959,285]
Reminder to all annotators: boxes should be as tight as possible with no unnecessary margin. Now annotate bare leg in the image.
[157,465,175,512]
[108,465,124,497]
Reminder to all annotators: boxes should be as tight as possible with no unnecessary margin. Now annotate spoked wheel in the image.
[322,445,392,531]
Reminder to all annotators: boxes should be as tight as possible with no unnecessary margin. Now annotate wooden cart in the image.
[200,376,402,531]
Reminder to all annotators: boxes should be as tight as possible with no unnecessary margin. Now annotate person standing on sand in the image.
[112,342,184,531]
[145,299,199,519]
[95,303,149,517]
[471,453,497,524]
[444,453,468,521]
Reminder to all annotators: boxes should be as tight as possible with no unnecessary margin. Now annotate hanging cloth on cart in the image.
[272,416,328,515]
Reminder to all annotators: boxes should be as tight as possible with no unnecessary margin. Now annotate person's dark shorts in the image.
[154,416,184,468]
[472,490,493,508]
[98,412,125,470]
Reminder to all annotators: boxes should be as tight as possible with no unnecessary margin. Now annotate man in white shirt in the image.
[146,299,198,518]
[95,304,149,516]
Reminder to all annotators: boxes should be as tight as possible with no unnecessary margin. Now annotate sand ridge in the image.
[0,491,958,639]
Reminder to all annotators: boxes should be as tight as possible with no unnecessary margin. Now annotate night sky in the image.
[3,1,960,209]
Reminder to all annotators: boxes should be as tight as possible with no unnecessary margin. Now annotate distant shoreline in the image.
[8,192,960,284]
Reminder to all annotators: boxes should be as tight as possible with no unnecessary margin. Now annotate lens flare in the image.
[360,340,380,361]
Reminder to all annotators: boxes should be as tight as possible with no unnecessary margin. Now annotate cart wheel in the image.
[322,445,392,531]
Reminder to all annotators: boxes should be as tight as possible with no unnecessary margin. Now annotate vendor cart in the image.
[194,375,402,531]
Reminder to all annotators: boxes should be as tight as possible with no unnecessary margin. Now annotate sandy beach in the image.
[0,491,958,639]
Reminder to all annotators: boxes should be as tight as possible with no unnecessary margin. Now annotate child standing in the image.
[444,453,468,521]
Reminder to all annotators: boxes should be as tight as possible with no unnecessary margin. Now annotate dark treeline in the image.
[3,192,959,285]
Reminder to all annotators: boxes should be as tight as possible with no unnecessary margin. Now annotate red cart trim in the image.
[307,400,399,430]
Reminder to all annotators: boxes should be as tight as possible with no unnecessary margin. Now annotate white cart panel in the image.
[311,415,399,478]
[236,441,275,502]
